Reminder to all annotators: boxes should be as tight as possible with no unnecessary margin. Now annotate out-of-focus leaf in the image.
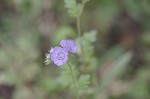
[129,68,150,99]
[93,2,120,31]
[99,45,125,65]
[64,0,81,17]
[52,26,76,45]
[141,32,150,44]
[82,0,90,3]
[83,30,97,42]
[0,70,20,85]
[0,50,10,68]
[14,0,42,15]
[143,51,150,62]
[60,64,79,92]
[41,78,64,93]
[77,30,97,57]
[99,52,133,92]
[136,67,150,82]
[13,85,44,99]
[123,0,140,19]
[78,74,91,95]
[76,30,98,72]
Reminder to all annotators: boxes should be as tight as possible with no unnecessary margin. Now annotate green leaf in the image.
[60,64,79,88]
[76,30,98,72]
[77,30,97,59]
[83,30,97,43]
[78,74,91,94]
[52,26,76,45]
[64,0,81,17]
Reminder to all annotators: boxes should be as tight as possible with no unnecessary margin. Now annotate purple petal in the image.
[60,39,78,54]
[71,46,78,53]
[61,48,69,55]
[54,60,64,66]
[62,55,68,63]
[60,40,67,47]
[49,47,69,66]
[52,47,62,54]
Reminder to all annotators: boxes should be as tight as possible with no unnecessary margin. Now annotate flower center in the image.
[57,52,65,60]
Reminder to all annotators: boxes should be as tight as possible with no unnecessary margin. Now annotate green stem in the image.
[77,16,84,57]
[67,62,79,99]
[77,16,81,38]
[76,3,85,61]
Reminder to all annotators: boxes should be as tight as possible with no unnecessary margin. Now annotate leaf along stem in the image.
[76,16,84,58]
[67,62,79,99]
[76,1,86,62]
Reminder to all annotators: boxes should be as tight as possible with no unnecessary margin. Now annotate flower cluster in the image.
[48,40,78,66]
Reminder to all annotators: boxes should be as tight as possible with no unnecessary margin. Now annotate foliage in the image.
[77,30,98,72]
[64,0,90,17]
[64,0,81,17]
[78,74,91,95]
[0,0,150,99]
[99,52,133,92]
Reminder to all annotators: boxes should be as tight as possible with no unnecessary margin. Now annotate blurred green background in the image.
[0,0,150,99]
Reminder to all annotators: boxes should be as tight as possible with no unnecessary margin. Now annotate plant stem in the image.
[77,16,84,56]
[76,8,85,61]
[67,62,79,99]
[77,16,81,38]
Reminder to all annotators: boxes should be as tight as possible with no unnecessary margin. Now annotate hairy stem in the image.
[67,62,79,99]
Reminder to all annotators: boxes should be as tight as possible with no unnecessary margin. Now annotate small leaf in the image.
[77,30,97,59]
[59,64,81,95]
[64,0,81,17]
[83,30,97,42]
[78,74,91,94]
[52,26,76,45]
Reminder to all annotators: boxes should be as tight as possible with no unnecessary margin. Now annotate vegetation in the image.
[0,0,150,99]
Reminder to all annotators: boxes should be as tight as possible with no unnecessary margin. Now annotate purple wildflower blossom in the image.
[50,47,68,66]
[60,40,78,54]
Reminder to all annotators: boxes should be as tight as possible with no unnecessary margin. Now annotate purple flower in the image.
[60,40,78,54]
[50,47,68,66]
